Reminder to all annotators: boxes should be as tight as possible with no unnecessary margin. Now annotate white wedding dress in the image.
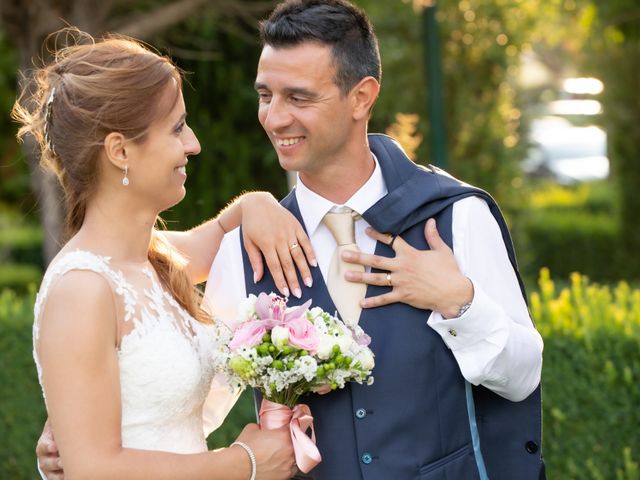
[33,250,240,454]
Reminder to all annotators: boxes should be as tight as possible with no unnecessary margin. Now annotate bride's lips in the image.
[175,163,187,177]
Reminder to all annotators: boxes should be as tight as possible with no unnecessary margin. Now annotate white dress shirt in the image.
[203,158,543,425]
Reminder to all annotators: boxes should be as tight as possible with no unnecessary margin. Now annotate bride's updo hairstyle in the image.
[13,29,211,324]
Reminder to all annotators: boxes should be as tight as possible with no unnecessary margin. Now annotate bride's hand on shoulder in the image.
[241,192,317,299]
[234,423,297,480]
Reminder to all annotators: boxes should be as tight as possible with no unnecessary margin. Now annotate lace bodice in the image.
[33,250,235,454]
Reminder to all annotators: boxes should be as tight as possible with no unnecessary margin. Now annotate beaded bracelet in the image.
[231,441,256,480]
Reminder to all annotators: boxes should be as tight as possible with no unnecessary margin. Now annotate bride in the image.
[14,31,313,480]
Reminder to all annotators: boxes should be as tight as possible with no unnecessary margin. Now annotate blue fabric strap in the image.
[466,380,490,480]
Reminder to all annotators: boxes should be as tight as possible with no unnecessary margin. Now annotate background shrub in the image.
[2,268,639,478]
[0,288,43,478]
[534,268,640,478]
[514,181,623,285]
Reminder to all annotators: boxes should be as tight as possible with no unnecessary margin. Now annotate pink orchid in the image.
[229,320,267,351]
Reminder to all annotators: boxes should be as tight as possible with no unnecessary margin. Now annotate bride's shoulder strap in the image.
[34,250,137,326]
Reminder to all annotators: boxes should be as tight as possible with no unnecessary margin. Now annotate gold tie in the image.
[323,208,367,327]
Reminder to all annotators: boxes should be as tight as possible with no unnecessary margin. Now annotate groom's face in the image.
[255,42,357,177]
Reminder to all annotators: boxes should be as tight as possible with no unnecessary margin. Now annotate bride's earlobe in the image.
[103,132,129,170]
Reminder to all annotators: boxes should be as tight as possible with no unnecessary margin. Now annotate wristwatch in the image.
[443,301,472,319]
[455,301,472,318]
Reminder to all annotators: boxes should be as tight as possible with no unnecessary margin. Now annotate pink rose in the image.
[285,316,320,354]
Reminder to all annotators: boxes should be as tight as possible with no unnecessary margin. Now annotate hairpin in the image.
[44,87,56,154]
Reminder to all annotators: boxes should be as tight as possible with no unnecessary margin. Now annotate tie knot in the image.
[323,209,358,246]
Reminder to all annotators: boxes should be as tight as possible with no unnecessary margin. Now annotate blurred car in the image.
[522,115,609,184]
[522,77,610,184]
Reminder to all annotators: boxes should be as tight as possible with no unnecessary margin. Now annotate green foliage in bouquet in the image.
[533,268,640,479]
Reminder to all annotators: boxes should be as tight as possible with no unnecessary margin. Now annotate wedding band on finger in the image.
[386,272,393,287]
[289,242,300,251]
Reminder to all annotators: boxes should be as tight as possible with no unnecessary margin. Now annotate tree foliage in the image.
[581,1,640,278]
[150,5,288,229]
[0,0,276,262]
[0,0,637,276]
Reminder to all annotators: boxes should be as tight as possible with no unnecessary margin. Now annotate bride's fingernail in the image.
[305,277,313,288]
[310,259,318,267]
[294,288,302,299]
[283,287,290,297]
[342,251,353,260]
[253,272,258,284]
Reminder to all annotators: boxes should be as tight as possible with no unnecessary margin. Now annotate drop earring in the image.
[122,166,129,186]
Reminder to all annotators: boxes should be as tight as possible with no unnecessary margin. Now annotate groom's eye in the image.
[257,92,272,103]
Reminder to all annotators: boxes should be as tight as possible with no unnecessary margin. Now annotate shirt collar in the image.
[295,154,388,236]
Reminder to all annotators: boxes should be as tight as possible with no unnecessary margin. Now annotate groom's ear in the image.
[349,77,380,121]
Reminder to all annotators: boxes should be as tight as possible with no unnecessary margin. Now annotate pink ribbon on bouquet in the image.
[259,398,322,473]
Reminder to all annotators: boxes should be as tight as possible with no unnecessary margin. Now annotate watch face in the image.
[457,302,472,317]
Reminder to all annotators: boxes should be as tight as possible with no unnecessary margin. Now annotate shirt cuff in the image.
[427,281,510,353]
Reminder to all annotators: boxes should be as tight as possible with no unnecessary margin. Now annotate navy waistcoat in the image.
[240,134,545,480]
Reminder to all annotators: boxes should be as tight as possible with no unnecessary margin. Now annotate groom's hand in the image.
[342,219,473,314]
[36,419,64,480]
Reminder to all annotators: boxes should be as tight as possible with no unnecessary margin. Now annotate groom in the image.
[205,1,545,479]
[37,1,544,479]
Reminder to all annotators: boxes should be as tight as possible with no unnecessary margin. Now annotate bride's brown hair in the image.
[13,28,211,324]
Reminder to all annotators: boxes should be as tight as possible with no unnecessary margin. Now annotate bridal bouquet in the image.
[226,292,375,472]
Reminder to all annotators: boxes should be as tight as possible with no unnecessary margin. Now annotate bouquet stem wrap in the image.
[259,399,322,473]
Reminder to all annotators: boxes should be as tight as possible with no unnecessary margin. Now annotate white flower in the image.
[294,356,319,382]
[312,315,329,334]
[271,325,290,349]
[316,334,336,360]
[336,334,355,354]
[237,294,258,322]
[353,348,375,371]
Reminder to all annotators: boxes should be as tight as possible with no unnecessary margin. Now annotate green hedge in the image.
[514,181,624,285]
[0,264,42,293]
[1,269,639,479]
[534,268,640,479]
[518,210,620,284]
[0,288,44,479]
[0,208,43,266]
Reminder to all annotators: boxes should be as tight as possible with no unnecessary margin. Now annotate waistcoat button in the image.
[361,452,373,464]
[525,441,539,454]
[355,408,367,419]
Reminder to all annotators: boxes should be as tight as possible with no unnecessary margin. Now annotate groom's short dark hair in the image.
[259,0,381,96]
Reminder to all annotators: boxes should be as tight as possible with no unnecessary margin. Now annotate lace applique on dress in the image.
[33,249,234,454]
[33,250,135,387]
